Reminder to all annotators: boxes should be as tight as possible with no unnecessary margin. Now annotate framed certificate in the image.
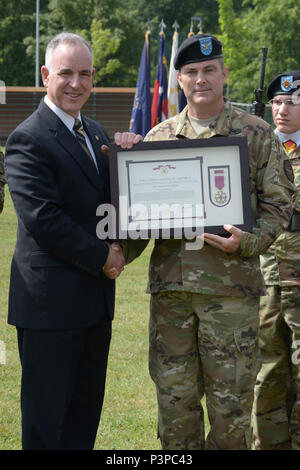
[108,137,252,239]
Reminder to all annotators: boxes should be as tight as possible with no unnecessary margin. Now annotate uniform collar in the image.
[175,98,232,138]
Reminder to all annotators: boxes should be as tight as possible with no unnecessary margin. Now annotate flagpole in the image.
[190,16,203,36]
[35,0,40,87]
[168,21,180,117]
[159,19,166,34]
[151,19,168,128]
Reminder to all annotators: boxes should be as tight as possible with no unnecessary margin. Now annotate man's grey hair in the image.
[45,32,93,71]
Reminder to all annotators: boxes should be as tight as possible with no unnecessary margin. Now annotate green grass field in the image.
[0,187,209,450]
[0,187,160,450]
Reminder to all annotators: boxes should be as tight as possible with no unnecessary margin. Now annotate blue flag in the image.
[179,89,187,111]
[129,31,151,137]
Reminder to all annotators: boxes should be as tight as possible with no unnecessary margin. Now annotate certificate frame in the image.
[108,136,252,239]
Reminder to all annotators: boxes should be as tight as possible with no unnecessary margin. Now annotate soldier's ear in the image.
[177,71,183,89]
[222,67,229,84]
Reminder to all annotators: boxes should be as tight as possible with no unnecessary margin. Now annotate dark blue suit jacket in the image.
[5,99,115,329]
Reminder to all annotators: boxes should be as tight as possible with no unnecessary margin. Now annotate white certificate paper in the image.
[109,137,252,239]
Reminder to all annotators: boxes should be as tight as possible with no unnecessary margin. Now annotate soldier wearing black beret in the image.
[267,70,300,100]
[174,33,223,69]
[135,32,297,451]
[253,71,300,450]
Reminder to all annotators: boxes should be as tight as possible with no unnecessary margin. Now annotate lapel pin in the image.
[95,135,99,141]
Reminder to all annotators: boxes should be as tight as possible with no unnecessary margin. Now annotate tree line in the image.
[0,0,299,103]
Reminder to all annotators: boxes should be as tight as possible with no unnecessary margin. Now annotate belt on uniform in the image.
[287,214,300,231]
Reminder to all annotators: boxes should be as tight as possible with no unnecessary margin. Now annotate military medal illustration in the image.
[208,166,231,207]
[153,163,176,174]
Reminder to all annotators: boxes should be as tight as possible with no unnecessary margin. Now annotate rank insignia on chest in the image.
[283,140,297,153]
[208,166,231,207]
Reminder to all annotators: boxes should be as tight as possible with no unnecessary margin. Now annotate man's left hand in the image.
[101,132,143,154]
[202,224,243,253]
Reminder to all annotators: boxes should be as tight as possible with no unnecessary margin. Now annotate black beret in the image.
[174,33,223,70]
[267,71,300,100]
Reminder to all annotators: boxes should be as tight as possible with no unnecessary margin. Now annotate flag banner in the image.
[129,31,151,137]
[151,32,168,128]
[178,31,194,111]
[167,30,179,117]
[179,89,187,111]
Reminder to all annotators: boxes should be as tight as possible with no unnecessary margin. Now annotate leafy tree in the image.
[87,1,146,86]
[218,0,300,103]
[90,19,121,84]
[0,0,48,85]
[24,0,99,82]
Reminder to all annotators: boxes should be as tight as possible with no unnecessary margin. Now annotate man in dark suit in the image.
[4,32,141,450]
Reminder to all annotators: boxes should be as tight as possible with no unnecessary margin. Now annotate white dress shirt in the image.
[44,96,99,171]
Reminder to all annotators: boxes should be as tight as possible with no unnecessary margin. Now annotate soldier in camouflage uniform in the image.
[0,150,5,213]
[253,72,300,450]
[126,34,297,450]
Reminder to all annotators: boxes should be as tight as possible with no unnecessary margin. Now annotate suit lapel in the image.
[38,100,103,191]
[83,118,108,172]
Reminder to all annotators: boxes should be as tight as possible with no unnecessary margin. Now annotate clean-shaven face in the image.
[41,42,94,117]
[271,95,300,134]
[177,59,228,119]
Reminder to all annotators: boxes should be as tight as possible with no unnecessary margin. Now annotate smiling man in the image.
[135,34,297,450]
[42,39,95,117]
[253,71,300,450]
[4,32,141,450]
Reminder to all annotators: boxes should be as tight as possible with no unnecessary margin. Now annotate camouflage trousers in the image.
[149,291,260,450]
[253,285,300,450]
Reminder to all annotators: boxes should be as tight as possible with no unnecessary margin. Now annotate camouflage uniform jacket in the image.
[260,143,300,286]
[137,100,296,297]
[0,151,5,213]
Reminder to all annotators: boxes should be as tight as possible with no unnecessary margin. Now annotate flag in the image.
[129,30,151,137]
[178,31,195,112]
[151,32,168,128]
[167,30,179,117]
[179,89,187,111]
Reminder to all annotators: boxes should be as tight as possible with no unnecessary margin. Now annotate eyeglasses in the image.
[269,98,300,108]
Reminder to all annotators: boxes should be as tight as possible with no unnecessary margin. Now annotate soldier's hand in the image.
[101,132,143,155]
[202,224,242,253]
[114,132,143,149]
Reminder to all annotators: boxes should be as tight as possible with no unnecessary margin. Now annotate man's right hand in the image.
[102,243,125,279]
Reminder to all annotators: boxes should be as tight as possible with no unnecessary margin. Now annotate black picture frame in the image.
[108,136,252,239]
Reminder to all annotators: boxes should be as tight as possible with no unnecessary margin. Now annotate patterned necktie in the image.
[73,118,96,166]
